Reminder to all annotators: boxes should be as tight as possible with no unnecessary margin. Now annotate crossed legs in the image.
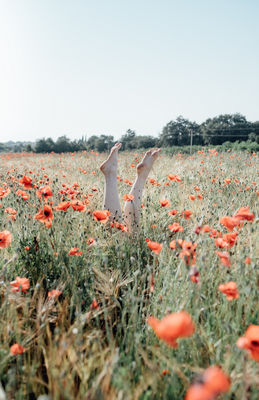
[100,143,160,233]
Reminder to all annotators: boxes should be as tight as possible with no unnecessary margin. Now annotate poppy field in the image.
[0,149,258,400]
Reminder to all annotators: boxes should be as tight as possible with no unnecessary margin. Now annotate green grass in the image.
[0,149,258,399]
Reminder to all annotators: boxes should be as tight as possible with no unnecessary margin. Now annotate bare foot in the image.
[137,149,161,180]
[100,142,122,175]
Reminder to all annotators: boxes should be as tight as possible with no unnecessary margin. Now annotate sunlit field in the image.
[0,149,258,400]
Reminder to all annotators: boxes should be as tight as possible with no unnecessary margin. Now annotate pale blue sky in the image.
[0,0,258,142]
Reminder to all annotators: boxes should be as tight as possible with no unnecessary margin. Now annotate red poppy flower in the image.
[0,187,11,198]
[90,298,99,309]
[70,200,86,212]
[0,230,12,249]
[48,289,62,298]
[123,194,135,201]
[16,189,30,200]
[87,237,96,246]
[168,174,181,182]
[19,175,33,189]
[147,240,163,255]
[185,366,230,400]
[168,222,184,232]
[233,206,255,222]
[219,216,239,232]
[216,251,231,267]
[183,210,192,219]
[10,343,26,355]
[159,199,170,207]
[203,366,230,394]
[68,248,83,256]
[5,208,17,215]
[10,277,30,293]
[34,205,54,228]
[56,201,71,211]
[169,240,177,250]
[202,225,211,233]
[237,325,259,361]
[218,281,239,300]
[148,311,195,347]
[168,209,177,216]
[93,210,110,224]
[36,185,53,200]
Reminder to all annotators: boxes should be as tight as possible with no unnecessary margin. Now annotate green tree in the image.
[54,136,72,153]
[201,114,251,145]
[120,129,136,150]
[131,135,157,149]
[159,116,201,146]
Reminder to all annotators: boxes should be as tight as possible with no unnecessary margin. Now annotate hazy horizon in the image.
[1,0,258,142]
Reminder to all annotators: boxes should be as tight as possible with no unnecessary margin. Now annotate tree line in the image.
[1,113,258,153]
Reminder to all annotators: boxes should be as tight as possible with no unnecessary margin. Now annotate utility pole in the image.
[190,130,193,154]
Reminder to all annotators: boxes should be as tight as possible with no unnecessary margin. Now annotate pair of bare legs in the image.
[100,143,161,233]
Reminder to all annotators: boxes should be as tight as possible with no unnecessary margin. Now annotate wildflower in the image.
[168,174,181,182]
[70,200,86,212]
[194,226,202,235]
[123,194,134,201]
[147,311,195,347]
[48,289,62,298]
[0,230,12,249]
[90,298,99,309]
[185,384,211,400]
[245,257,251,265]
[236,325,259,361]
[10,344,26,355]
[162,369,170,376]
[10,277,30,293]
[183,210,192,219]
[219,216,239,232]
[189,195,196,201]
[146,240,163,255]
[179,241,197,265]
[16,189,30,200]
[222,232,238,248]
[36,185,53,200]
[19,175,33,189]
[202,225,211,233]
[5,208,17,215]
[87,237,96,246]
[168,209,177,216]
[34,205,54,228]
[210,229,221,238]
[216,251,231,268]
[218,282,239,300]
[185,365,230,400]
[56,201,71,211]
[204,366,231,392]
[68,248,83,256]
[0,187,11,198]
[214,238,228,249]
[233,206,255,222]
[169,240,177,250]
[93,210,110,224]
[159,199,170,207]
[168,222,184,233]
